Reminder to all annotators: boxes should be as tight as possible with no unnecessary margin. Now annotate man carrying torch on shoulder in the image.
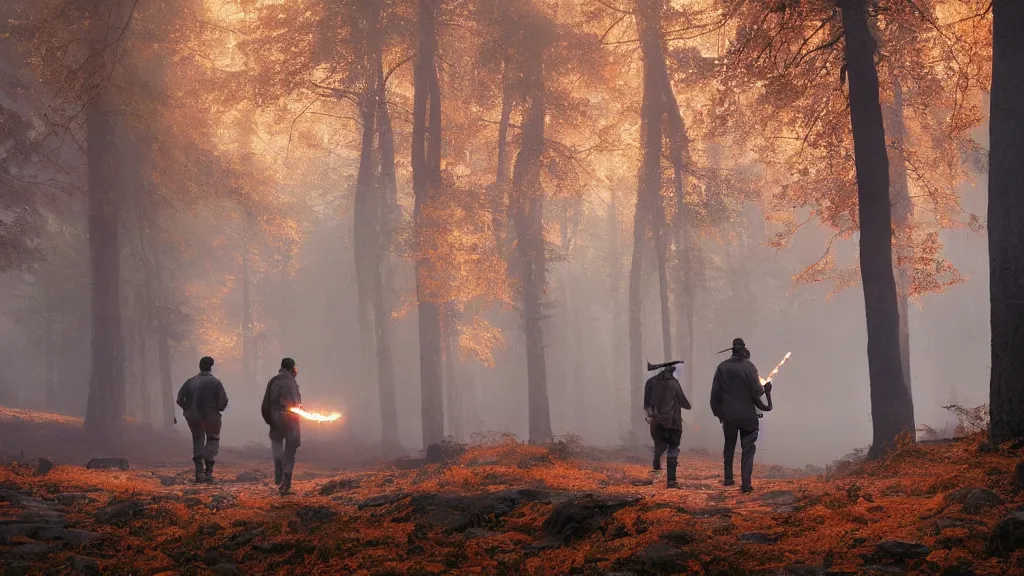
[262,358,302,496]
[710,338,773,493]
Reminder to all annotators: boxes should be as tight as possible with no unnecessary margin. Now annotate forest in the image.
[0,0,1022,575]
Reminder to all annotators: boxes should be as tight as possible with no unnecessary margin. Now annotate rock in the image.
[212,564,240,576]
[936,535,965,549]
[869,541,931,564]
[541,494,642,544]
[9,543,50,559]
[406,490,550,532]
[199,523,223,537]
[68,555,100,576]
[35,457,54,476]
[85,458,129,471]
[693,507,732,518]
[660,530,694,546]
[203,549,224,566]
[3,562,32,576]
[56,493,91,506]
[93,501,147,526]
[235,470,265,482]
[762,490,800,507]
[630,479,654,486]
[1015,462,1024,490]
[944,487,974,504]
[987,510,1024,557]
[738,532,780,544]
[318,478,360,496]
[357,492,409,510]
[296,505,338,526]
[522,538,562,556]
[962,488,1004,515]
[226,527,264,549]
[978,442,993,453]
[627,542,689,574]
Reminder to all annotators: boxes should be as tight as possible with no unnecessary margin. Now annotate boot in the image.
[652,455,661,471]
[666,457,679,489]
[278,473,292,496]
[193,457,204,483]
[203,461,215,483]
[273,460,283,486]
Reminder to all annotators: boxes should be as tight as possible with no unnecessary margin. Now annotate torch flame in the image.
[289,406,342,422]
[760,352,792,385]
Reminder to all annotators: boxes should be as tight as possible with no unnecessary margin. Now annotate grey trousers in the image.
[269,419,300,477]
[723,423,758,487]
[185,412,221,462]
[651,422,682,464]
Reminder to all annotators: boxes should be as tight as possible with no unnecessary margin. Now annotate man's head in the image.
[281,357,297,376]
[199,356,215,372]
[718,338,750,357]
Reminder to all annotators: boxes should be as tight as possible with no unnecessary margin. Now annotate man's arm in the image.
[710,368,723,419]
[175,379,191,410]
[215,379,228,412]
[749,366,772,411]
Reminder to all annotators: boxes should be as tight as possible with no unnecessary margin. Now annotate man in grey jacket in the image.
[261,358,302,495]
[710,338,773,493]
[176,356,229,483]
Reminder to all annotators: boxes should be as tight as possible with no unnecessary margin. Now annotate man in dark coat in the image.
[176,356,229,483]
[261,358,302,495]
[643,360,692,488]
[710,338,773,493]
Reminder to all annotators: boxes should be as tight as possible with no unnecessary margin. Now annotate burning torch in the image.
[289,406,343,423]
[756,352,791,419]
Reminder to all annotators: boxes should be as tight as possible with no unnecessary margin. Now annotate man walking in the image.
[176,356,228,483]
[261,358,302,495]
[710,338,773,493]
[644,360,691,488]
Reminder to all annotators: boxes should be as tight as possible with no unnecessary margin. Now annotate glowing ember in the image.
[760,352,792,385]
[289,406,342,422]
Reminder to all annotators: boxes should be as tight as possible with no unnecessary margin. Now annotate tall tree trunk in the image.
[989,0,1024,443]
[511,35,553,444]
[84,93,126,440]
[414,0,445,449]
[44,279,56,410]
[629,0,665,443]
[839,0,914,458]
[884,74,914,398]
[608,189,627,429]
[156,297,175,430]
[443,308,464,441]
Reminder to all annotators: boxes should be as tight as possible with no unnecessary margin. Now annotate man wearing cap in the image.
[644,360,692,488]
[176,356,229,483]
[710,338,773,493]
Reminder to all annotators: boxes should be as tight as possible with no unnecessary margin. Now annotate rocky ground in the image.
[1,407,1022,575]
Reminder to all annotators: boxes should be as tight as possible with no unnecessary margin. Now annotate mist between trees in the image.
[0,0,997,467]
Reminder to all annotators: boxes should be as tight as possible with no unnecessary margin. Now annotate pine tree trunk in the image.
[414,0,445,449]
[511,36,553,444]
[989,0,1024,443]
[84,93,126,440]
[608,189,627,430]
[839,0,915,458]
[494,73,513,246]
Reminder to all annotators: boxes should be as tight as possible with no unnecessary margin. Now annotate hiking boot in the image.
[666,457,678,488]
[278,473,292,496]
[273,460,283,486]
[193,457,204,483]
[741,485,754,494]
[722,479,735,486]
[203,460,215,483]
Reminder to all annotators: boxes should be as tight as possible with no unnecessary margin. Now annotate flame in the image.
[760,352,792,385]
[289,406,342,422]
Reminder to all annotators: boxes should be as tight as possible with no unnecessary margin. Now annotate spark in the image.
[760,352,792,385]
[289,406,342,422]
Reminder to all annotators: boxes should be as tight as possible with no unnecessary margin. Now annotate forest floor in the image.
[0,407,1022,576]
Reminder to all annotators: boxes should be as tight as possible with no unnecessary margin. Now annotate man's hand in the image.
[763,381,773,394]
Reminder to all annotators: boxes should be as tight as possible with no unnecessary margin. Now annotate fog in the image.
[0,0,992,471]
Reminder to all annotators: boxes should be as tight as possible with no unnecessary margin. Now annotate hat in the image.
[646,359,683,371]
[717,338,747,354]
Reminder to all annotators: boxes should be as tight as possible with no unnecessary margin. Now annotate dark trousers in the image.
[722,423,758,488]
[651,422,682,467]
[185,412,221,463]
[269,414,301,477]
